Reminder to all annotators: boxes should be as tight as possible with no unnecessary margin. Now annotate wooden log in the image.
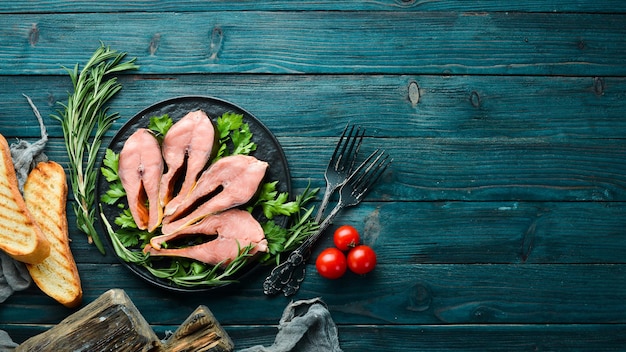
[162,305,234,352]
[16,289,161,352]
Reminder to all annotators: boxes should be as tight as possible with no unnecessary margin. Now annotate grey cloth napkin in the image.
[10,95,49,193]
[239,297,343,352]
[0,251,29,350]
[0,252,31,304]
[0,330,18,352]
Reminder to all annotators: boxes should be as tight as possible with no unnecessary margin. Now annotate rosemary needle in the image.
[52,44,138,254]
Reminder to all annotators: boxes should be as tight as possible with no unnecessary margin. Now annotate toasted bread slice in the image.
[0,133,50,264]
[24,161,82,308]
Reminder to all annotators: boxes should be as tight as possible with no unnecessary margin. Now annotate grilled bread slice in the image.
[24,161,82,308]
[0,133,50,264]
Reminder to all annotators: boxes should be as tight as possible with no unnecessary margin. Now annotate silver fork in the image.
[315,124,365,223]
[263,149,391,296]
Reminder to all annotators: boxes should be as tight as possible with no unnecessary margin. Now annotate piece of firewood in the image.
[16,289,160,352]
[161,305,234,352]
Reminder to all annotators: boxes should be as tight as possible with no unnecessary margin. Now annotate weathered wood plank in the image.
[284,136,626,202]
[3,323,626,351]
[1,12,625,75]
[2,74,624,140]
[29,136,626,202]
[65,201,626,265]
[2,263,626,326]
[16,289,161,352]
[228,324,626,352]
[302,264,626,325]
[162,305,234,352]
[317,201,626,265]
[1,1,626,13]
[227,324,626,352]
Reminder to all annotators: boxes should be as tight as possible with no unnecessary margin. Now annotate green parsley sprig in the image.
[53,43,138,254]
[148,113,173,142]
[215,112,257,161]
[259,184,319,265]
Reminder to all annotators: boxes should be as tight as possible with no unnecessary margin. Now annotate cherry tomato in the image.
[315,248,347,279]
[347,245,377,275]
[333,225,361,251]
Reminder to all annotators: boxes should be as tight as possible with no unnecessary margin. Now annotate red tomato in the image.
[347,245,377,275]
[333,225,361,251]
[315,248,347,279]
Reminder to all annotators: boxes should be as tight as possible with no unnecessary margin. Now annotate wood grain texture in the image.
[41,192,626,274]
[1,0,626,13]
[2,3,626,351]
[1,12,626,75]
[63,201,626,265]
[3,75,626,139]
[15,289,160,352]
[2,263,626,327]
[27,136,626,203]
[229,324,626,352]
[3,323,626,351]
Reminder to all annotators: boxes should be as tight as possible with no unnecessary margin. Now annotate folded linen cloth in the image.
[10,95,49,193]
[239,297,343,352]
[0,330,18,351]
[0,252,31,304]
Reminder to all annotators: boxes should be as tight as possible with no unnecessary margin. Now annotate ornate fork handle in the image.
[263,203,341,296]
[263,149,390,296]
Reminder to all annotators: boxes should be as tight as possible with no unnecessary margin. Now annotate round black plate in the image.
[96,96,291,293]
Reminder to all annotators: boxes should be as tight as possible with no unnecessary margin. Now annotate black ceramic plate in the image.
[96,96,291,293]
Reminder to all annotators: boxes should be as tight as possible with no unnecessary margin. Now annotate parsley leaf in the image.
[261,221,288,256]
[215,112,256,159]
[101,148,120,182]
[260,184,320,265]
[252,181,299,219]
[217,112,243,139]
[148,114,173,141]
[100,149,125,204]
[114,228,141,247]
[231,122,257,155]
[115,208,138,229]
[101,182,125,205]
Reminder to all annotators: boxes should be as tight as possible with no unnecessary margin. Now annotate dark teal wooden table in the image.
[2,1,626,351]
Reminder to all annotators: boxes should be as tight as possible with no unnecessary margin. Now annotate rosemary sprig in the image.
[101,190,259,287]
[52,44,138,254]
[99,206,149,264]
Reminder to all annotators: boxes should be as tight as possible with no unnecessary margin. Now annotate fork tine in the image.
[359,154,391,196]
[346,148,379,182]
[348,150,391,199]
[317,124,369,222]
[346,126,365,170]
[328,124,351,166]
[333,124,364,172]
